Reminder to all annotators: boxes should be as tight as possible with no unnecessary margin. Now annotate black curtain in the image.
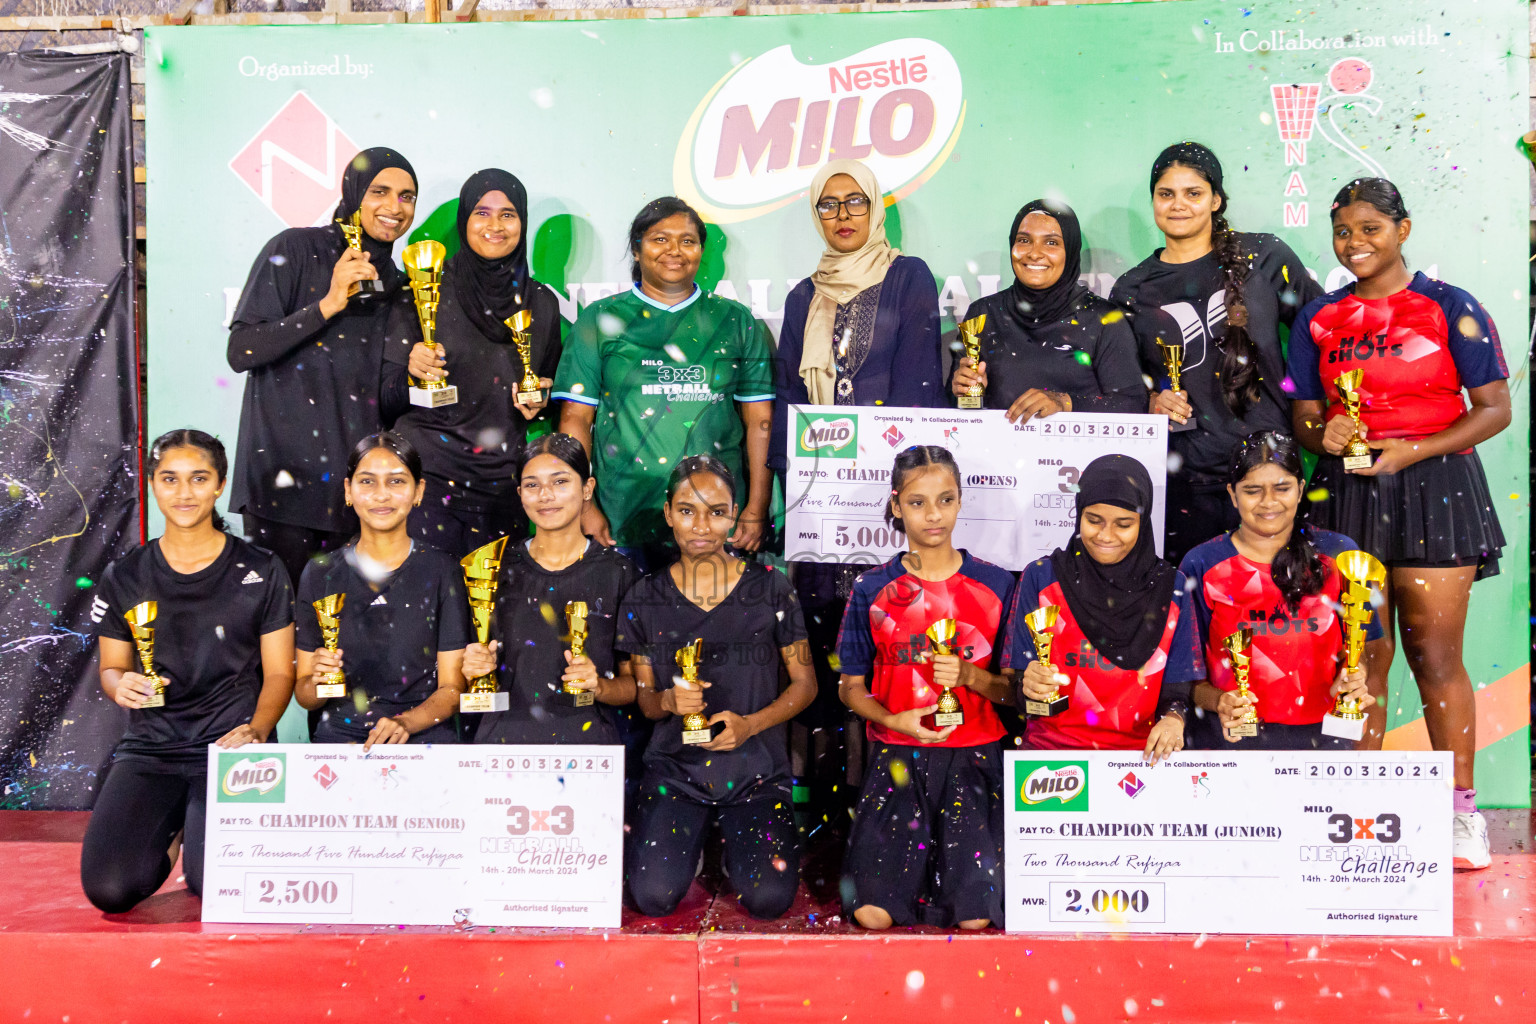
[0,52,139,810]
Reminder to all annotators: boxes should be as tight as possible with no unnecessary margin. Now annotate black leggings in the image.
[80,757,207,913]
[626,779,800,920]
[244,514,353,593]
[409,477,526,558]
[1163,476,1240,569]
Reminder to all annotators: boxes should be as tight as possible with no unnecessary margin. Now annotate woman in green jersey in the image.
[554,197,775,571]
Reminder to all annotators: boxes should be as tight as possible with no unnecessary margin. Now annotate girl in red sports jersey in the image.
[836,445,1016,931]
[1003,455,1202,764]
[1286,178,1510,871]
[1179,433,1384,751]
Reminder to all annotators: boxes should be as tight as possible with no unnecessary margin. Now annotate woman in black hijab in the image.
[951,200,1145,420]
[227,146,418,590]
[383,168,564,555]
[1003,455,1200,763]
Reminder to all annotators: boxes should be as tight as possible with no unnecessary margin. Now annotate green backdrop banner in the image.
[144,0,1530,803]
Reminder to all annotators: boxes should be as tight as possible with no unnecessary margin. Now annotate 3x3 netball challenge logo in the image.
[674,39,965,223]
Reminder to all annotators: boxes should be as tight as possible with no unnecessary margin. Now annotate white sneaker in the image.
[1452,811,1491,871]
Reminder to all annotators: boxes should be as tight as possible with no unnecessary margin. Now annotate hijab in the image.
[1004,199,1090,329]
[801,159,899,405]
[448,168,532,343]
[331,146,416,292]
[1049,455,1178,671]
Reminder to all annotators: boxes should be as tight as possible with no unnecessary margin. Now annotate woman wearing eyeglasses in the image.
[770,159,944,817]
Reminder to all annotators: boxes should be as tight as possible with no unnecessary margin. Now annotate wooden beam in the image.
[454,0,480,23]
[425,0,443,24]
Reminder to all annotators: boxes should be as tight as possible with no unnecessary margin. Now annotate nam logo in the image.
[1015,761,1088,812]
[796,413,857,458]
[229,91,359,229]
[673,39,965,223]
[218,753,287,803]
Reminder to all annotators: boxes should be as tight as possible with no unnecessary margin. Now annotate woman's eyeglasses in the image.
[815,195,871,220]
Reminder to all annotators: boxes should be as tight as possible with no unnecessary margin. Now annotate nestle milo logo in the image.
[218,753,287,803]
[796,413,857,458]
[1015,761,1088,811]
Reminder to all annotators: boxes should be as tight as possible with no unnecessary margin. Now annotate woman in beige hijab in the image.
[770,157,943,819]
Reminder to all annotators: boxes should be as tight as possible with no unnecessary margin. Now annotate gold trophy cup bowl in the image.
[1223,627,1260,738]
[956,314,986,410]
[460,537,510,713]
[925,618,965,728]
[404,239,458,408]
[337,210,385,295]
[1334,369,1374,471]
[124,601,166,709]
[1023,605,1069,717]
[506,310,549,407]
[557,600,596,708]
[676,638,715,745]
[1322,549,1386,741]
[313,593,348,699]
[1157,339,1196,433]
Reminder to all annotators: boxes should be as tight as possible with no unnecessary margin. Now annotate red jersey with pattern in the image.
[836,552,1016,748]
[1286,272,1507,441]
[1178,530,1382,726]
[1001,564,1200,751]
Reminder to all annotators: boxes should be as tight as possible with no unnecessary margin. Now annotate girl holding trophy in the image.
[84,430,294,912]
[459,434,640,744]
[384,169,565,556]
[1002,455,1200,763]
[621,456,815,920]
[836,446,1016,931]
[294,433,470,747]
[1178,433,1384,753]
[1287,178,1510,870]
[950,199,1146,419]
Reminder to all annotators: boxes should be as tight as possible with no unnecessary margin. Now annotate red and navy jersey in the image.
[1286,272,1507,441]
[1177,530,1384,726]
[836,551,1015,748]
[1001,559,1203,751]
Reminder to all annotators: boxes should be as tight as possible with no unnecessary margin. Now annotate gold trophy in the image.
[336,210,385,295]
[557,601,595,708]
[1223,627,1259,738]
[1334,369,1374,471]
[1322,550,1386,741]
[957,314,986,410]
[506,310,548,407]
[676,638,713,745]
[1023,605,1069,717]
[460,536,510,713]
[404,239,458,409]
[312,594,347,699]
[925,619,965,727]
[1157,338,1195,432]
[123,601,166,709]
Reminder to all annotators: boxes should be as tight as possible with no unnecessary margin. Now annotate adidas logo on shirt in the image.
[371,595,387,606]
[241,571,264,585]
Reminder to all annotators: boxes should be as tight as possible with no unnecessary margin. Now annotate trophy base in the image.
[315,683,347,699]
[1230,720,1259,739]
[1342,452,1374,471]
[515,387,550,407]
[140,691,165,709]
[555,688,595,708]
[931,710,965,728]
[957,395,983,410]
[1168,418,1197,433]
[460,691,509,714]
[347,280,386,298]
[410,384,459,408]
[1321,712,1366,741]
[1024,694,1069,718]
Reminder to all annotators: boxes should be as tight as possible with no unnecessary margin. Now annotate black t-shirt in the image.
[473,542,639,745]
[617,563,807,805]
[383,273,564,510]
[296,543,471,743]
[1110,233,1322,487]
[956,291,1147,414]
[91,536,293,764]
[228,225,398,532]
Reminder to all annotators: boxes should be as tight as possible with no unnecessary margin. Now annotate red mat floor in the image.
[1,809,1531,1023]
